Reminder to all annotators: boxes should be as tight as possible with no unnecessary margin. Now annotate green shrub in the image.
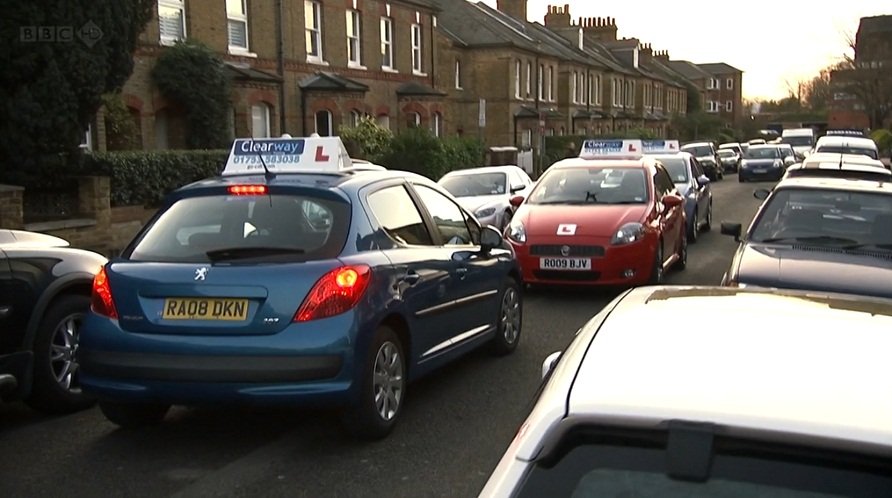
[871,129,892,156]
[441,136,485,173]
[378,127,446,179]
[338,116,393,163]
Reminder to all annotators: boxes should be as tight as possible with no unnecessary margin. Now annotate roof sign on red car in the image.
[222,136,353,176]
[579,139,643,159]
[641,140,680,154]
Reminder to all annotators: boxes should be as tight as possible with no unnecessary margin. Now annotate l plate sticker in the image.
[557,224,577,236]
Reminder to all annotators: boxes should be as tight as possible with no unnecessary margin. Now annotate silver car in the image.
[438,165,534,229]
[480,286,892,497]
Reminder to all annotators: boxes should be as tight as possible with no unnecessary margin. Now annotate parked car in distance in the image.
[720,175,892,299]
[651,152,713,242]
[780,127,816,159]
[738,145,786,182]
[718,142,744,156]
[480,285,892,497]
[438,165,534,230]
[783,152,891,181]
[680,142,723,180]
[79,136,522,440]
[813,135,880,160]
[0,229,106,413]
[717,148,740,172]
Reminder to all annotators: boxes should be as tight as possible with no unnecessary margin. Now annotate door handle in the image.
[401,273,421,285]
[456,267,468,279]
[0,306,10,319]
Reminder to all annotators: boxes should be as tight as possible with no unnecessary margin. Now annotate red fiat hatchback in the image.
[505,140,687,287]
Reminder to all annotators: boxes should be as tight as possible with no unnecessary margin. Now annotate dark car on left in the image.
[0,229,106,412]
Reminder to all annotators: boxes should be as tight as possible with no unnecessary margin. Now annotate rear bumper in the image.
[0,351,32,401]
[740,168,783,181]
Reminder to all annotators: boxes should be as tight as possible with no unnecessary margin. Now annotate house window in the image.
[521,129,532,148]
[454,59,462,89]
[305,0,323,62]
[315,109,332,136]
[548,66,554,101]
[380,17,393,70]
[411,23,423,74]
[251,103,271,138]
[612,78,619,106]
[346,10,362,67]
[726,100,733,112]
[595,75,601,105]
[708,77,719,89]
[578,72,585,104]
[537,64,544,101]
[349,109,362,128]
[726,78,733,90]
[154,109,170,149]
[80,124,93,151]
[515,60,521,98]
[570,72,577,104]
[525,62,532,98]
[376,114,390,130]
[432,112,442,137]
[226,0,249,52]
[158,0,186,45]
[408,112,421,127]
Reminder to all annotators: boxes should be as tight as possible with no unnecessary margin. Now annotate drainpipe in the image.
[301,90,308,136]
[276,0,286,133]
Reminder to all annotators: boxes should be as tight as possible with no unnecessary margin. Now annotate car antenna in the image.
[256,151,276,180]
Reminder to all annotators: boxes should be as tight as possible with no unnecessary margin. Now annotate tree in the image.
[0,1,154,168]
[837,34,892,129]
[801,65,836,112]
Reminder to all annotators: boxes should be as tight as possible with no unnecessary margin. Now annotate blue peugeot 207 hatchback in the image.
[79,136,522,439]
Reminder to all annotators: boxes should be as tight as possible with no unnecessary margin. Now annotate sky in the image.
[478,0,890,101]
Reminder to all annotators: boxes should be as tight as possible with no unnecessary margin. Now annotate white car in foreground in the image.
[438,165,533,229]
[480,285,892,497]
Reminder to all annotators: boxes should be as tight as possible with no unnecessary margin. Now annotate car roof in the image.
[440,165,523,177]
[802,152,885,166]
[565,286,892,454]
[774,175,892,192]
[0,229,70,248]
[681,142,711,148]
[546,157,655,171]
[815,135,878,148]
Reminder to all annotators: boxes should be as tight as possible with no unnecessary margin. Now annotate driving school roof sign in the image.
[641,139,680,154]
[222,136,353,176]
[579,139,643,159]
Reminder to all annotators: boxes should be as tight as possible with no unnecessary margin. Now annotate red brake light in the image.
[91,266,118,319]
[294,265,372,322]
[228,185,268,195]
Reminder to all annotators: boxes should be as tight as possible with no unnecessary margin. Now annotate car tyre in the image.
[499,210,513,231]
[99,400,170,428]
[490,278,522,356]
[738,175,745,183]
[688,210,699,243]
[25,294,96,414]
[648,243,664,284]
[677,233,688,271]
[343,326,406,440]
[703,201,713,231]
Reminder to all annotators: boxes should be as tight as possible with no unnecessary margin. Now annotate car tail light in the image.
[91,266,118,319]
[294,265,372,322]
[228,185,268,195]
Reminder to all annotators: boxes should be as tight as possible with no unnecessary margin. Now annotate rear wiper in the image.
[206,246,305,261]
[759,235,858,245]
[842,243,892,251]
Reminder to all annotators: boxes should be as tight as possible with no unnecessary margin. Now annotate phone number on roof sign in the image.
[230,154,301,165]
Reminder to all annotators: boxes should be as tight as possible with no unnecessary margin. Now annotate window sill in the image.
[159,37,184,47]
[307,57,329,66]
[412,70,427,77]
[229,48,257,58]
[455,86,463,91]
[382,67,399,73]
[348,62,367,70]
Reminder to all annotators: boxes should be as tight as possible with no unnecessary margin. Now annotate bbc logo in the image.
[20,21,103,47]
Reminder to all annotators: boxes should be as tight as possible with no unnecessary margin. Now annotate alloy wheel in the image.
[373,342,404,421]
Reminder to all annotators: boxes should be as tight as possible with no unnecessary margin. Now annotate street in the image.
[0,176,768,498]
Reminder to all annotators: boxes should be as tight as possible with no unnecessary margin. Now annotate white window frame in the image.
[578,72,585,104]
[454,59,462,89]
[521,128,532,148]
[376,114,391,130]
[315,109,332,136]
[380,17,394,71]
[595,75,602,105]
[726,100,733,112]
[537,64,544,101]
[158,0,186,46]
[525,62,532,99]
[570,71,577,104]
[726,77,733,90]
[305,0,325,64]
[346,10,364,68]
[515,60,521,99]
[411,23,424,75]
[251,103,271,138]
[548,66,554,102]
[432,112,442,137]
[227,0,250,54]
[80,124,93,151]
[612,78,619,107]
[409,112,421,127]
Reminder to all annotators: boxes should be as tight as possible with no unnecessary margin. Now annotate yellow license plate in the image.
[162,298,249,321]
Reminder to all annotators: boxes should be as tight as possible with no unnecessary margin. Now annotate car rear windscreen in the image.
[127,194,349,262]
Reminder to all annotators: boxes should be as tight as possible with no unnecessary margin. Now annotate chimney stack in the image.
[581,16,618,42]
[497,0,528,21]
[543,3,571,27]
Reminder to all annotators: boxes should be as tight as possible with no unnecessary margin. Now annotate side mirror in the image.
[509,195,525,208]
[754,189,770,200]
[510,184,525,194]
[661,194,683,208]
[697,174,711,186]
[542,351,562,380]
[480,225,503,253]
[720,222,743,242]
[783,156,795,167]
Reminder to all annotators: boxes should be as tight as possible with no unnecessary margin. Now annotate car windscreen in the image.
[659,157,689,183]
[717,150,736,158]
[516,430,892,497]
[128,193,350,262]
[815,146,879,160]
[745,148,779,159]
[681,145,712,157]
[527,168,648,205]
[439,172,507,197]
[749,187,892,247]
[782,136,814,147]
